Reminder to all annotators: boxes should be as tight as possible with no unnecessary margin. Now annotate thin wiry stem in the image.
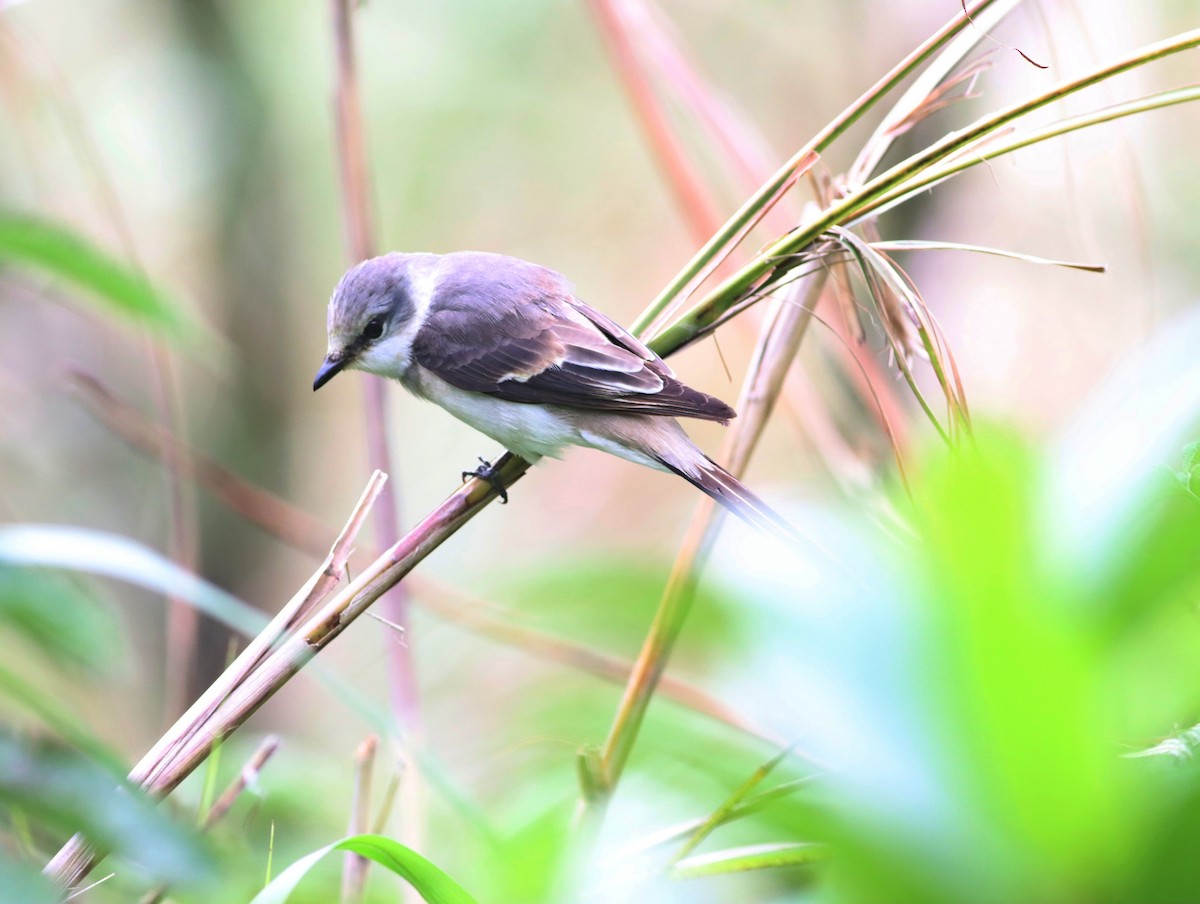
[651,28,1200,359]
[630,0,1013,336]
[329,0,419,729]
[592,274,827,798]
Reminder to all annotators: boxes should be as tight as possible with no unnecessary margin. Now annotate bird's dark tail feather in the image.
[657,455,801,545]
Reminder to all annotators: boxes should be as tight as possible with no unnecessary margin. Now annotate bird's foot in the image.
[462,456,509,503]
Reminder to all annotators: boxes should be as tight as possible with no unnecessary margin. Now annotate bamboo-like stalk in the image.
[68,376,779,746]
[329,0,419,730]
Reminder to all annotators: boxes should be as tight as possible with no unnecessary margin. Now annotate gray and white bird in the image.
[314,251,789,534]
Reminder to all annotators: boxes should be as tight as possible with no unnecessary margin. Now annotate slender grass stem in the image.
[329,0,419,731]
[651,28,1200,357]
[631,0,1011,336]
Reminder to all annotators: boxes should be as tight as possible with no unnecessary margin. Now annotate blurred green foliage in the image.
[0,215,184,334]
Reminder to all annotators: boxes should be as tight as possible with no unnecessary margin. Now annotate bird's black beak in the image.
[313,354,348,391]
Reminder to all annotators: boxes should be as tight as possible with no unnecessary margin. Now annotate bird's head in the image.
[314,253,427,391]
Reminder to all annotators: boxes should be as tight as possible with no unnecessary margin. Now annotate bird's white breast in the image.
[403,366,579,461]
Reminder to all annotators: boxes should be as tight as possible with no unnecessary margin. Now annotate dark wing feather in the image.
[413,260,735,423]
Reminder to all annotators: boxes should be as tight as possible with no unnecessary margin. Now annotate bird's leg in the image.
[462,456,509,503]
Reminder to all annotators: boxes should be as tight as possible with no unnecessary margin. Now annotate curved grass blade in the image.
[828,230,951,443]
[657,32,1200,355]
[0,525,264,637]
[669,842,829,880]
[631,0,1014,335]
[871,239,1105,272]
[0,215,183,334]
[852,84,1200,225]
[673,745,797,863]
[248,834,477,904]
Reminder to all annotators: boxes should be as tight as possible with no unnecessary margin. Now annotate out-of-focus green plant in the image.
[0,215,185,335]
[654,310,1200,904]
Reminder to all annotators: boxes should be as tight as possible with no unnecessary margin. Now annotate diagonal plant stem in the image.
[650,27,1200,358]
[631,0,1011,336]
[44,472,389,889]
[592,273,828,800]
[587,0,724,244]
[138,735,281,904]
[329,0,419,730]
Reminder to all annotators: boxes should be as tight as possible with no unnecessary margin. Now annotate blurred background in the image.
[1,1,1199,901]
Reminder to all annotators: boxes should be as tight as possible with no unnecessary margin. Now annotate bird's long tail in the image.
[656,454,801,544]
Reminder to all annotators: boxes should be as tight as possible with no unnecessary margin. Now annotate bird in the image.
[313,251,792,537]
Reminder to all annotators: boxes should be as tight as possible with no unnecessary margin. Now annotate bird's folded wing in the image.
[412,290,734,422]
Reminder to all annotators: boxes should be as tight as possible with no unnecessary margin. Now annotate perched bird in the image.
[314,251,790,535]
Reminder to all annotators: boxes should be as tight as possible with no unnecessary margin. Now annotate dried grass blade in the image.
[849,0,1025,183]
[872,239,1105,272]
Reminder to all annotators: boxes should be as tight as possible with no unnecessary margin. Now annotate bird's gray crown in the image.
[326,252,427,347]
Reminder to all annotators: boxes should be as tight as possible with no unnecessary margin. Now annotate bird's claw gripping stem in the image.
[462,457,509,503]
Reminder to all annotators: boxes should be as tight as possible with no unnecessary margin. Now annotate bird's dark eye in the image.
[362,317,385,341]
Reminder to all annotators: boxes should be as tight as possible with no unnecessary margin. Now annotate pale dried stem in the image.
[341,734,378,904]
[44,472,391,889]
[596,273,828,790]
[202,735,281,831]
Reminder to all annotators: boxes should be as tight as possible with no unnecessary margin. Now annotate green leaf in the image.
[669,842,828,879]
[674,745,796,862]
[0,525,266,638]
[0,565,120,671]
[0,732,211,885]
[0,857,59,904]
[0,214,183,334]
[248,834,477,904]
